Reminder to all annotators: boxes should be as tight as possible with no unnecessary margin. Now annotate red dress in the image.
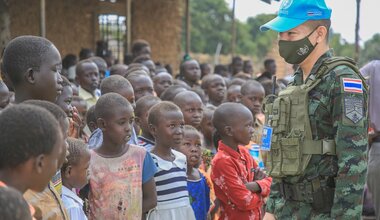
[211,141,272,220]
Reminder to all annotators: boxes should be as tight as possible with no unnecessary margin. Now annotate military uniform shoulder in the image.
[321,57,361,79]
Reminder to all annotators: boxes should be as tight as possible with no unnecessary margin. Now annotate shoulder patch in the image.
[344,96,364,124]
[342,78,363,93]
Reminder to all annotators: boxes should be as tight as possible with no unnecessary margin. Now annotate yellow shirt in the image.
[78,87,98,110]
[24,182,69,220]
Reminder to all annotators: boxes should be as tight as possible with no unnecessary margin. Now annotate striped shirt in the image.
[151,150,191,209]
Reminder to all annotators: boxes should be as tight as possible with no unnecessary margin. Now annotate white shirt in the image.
[61,185,88,220]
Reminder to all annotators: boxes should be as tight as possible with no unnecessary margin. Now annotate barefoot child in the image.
[61,138,91,220]
[89,93,157,219]
[147,102,196,220]
[211,103,272,220]
[177,125,211,220]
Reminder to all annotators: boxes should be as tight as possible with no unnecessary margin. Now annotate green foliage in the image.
[329,32,355,58]
[185,0,232,54]
[359,33,380,66]
[246,15,277,58]
[183,0,279,60]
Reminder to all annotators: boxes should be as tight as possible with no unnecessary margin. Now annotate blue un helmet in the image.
[260,0,332,32]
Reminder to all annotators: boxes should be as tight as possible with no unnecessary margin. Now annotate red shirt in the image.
[211,141,272,220]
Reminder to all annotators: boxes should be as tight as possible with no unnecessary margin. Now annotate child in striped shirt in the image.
[148,102,196,220]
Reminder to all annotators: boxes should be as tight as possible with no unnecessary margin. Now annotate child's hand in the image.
[245,182,261,193]
[254,168,267,181]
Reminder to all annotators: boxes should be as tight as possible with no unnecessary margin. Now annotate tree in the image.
[246,14,277,58]
[329,32,355,58]
[185,0,233,54]
[359,33,380,66]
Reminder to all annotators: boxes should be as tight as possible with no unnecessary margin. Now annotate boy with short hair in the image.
[2,35,63,103]
[211,103,272,220]
[22,100,70,220]
[135,95,161,151]
[180,59,201,88]
[226,84,242,103]
[0,186,33,220]
[201,74,226,107]
[173,90,203,130]
[240,80,266,144]
[61,137,91,220]
[88,75,139,149]
[0,104,63,194]
[126,72,154,101]
[76,60,100,109]
[152,72,173,97]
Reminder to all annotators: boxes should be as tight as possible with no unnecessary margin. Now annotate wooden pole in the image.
[355,0,361,62]
[40,0,46,37]
[126,0,132,53]
[231,0,236,56]
[185,0,191,54]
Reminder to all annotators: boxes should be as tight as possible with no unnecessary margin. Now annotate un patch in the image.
[344,97,364,124]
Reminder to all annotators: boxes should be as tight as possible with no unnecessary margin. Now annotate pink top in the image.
[88,144,146,220]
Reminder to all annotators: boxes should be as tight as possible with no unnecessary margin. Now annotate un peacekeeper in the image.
[260,0,368,219]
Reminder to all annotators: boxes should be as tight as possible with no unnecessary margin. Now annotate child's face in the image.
[179,97,203,128]
[229,109,254,146]
[131,76,154,101]
[77,63,99,93]
[101,105,134,145]
[240,86,265,116]
[68,150,91,189]
[0,83,10,111]
[200,112,214,141]
[116,87,136,110]
[183,60,201,83]
[33,128,65,192]
[153,73,173,97]
[227,85,242,103]
[58,118,70,169]
[178,131,202,168]
[207,77,226,103]
[97,62,108,83]
[142,60,156,78]
[55,86,74,117]
[34,46,63,102]
[152,110,184,149]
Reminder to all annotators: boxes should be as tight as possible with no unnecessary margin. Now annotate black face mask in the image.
[278,28,318,64]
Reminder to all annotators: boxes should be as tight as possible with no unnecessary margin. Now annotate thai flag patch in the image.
[342,78,363,93]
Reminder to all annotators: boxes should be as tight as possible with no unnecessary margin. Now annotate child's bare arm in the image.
[142,177,157,213]
[245,182,261,193]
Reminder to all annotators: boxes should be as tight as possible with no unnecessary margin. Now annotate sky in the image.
[225,0,380,44]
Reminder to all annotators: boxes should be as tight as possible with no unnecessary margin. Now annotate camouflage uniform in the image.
[266,50,368,219]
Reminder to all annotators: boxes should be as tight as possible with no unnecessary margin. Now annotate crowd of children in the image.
[0,35,279,220]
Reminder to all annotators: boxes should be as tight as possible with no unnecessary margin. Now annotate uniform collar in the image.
[292,49,334,85]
